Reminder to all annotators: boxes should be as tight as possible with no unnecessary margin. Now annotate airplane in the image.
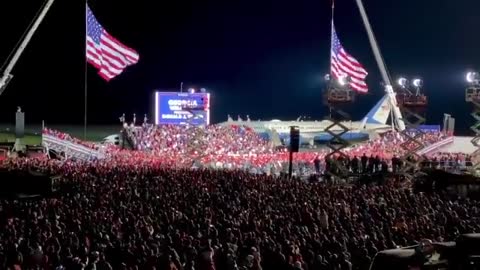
[218,94,393,145]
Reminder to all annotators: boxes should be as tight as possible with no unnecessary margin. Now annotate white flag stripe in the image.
[331,26,369,93]
[331,56,366,81]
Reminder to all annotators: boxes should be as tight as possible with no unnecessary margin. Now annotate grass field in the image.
[0,133,42,145]
[0,125,120,146]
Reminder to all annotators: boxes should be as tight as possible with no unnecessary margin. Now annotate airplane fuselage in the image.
[219,119,391,141]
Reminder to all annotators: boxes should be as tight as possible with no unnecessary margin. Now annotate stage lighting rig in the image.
[466,71,480,86]
[338,75,349,86]
[395,76,427,108]
[324,74,355,103]
[412,78,423,89]
[397,77,408,89]
[465,71,480,105]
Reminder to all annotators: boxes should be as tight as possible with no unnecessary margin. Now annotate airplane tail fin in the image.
[363,94,391,125]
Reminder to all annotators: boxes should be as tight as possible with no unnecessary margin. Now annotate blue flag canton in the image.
[331,28,343,54]
[87,6,103,44]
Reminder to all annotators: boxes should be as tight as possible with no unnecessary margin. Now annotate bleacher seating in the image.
[42,133,105,161]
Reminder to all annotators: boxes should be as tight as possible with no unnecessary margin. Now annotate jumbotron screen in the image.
[154,91,210,126]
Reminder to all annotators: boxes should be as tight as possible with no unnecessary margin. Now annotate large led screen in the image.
[155,92,210,126]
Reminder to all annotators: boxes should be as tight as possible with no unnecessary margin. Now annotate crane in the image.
[354,0,406,131]
[0,0,56,96]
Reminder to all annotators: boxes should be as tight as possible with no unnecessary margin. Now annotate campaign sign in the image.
[155,92,210,126]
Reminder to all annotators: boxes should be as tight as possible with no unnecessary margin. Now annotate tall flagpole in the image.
[84,1,88,140]
[329,0,334,77]
[328,0,335,118]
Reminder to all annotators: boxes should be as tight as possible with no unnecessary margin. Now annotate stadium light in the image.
[412,78,423,88]
[466,71,479,85]
[397,77,408,88]
[188,88,195,94]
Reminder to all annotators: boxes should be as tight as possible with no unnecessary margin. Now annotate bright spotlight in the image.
[397,78,407,88]
[188,88,196,94]
[338,75,348,86]
[324,74,331,81]
[412,78,423,88]
[466,72,479,84]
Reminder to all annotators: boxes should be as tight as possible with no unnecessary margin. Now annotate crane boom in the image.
[0,0,56,96]
[354,0,406,131]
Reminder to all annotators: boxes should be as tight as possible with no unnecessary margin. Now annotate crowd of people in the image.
[0,158,479,270]
[0,124,475,269]
[125,124,450,174]
[421,152,474,172]
[134,125,274,157]
[41,124,454,176]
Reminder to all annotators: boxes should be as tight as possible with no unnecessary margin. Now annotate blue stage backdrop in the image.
[154,92,210,126]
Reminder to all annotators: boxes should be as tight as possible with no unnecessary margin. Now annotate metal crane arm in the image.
[354,0,406,131]
[0,0,56,96]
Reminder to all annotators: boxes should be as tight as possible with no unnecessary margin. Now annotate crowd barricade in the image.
[417,136,454,156]
[42,134,105,161]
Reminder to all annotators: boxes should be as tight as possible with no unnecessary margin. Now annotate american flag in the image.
[330,25,368,93]
[86,5,139,81]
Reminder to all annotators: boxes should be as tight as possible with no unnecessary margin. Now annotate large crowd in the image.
[0,158,479,270]
[0,124,477,269]
[133,125,274,160]
[119,124,450,175]
[39,124,454,177]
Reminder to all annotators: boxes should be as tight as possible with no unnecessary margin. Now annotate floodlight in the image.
[397,78,407,88]
[324,74,331,81]
[466,72,479,84]
[338,75,348,86]
[412,78,423,88]
[188,88,196,94]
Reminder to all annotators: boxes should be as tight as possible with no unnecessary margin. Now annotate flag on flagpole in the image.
[330,24,369,93]
[86,5,139,81]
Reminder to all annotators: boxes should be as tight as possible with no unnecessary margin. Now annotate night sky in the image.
[0,0,479,134]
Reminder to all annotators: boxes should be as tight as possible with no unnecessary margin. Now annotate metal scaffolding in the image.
[466,85,480,175]
[398,101,428,179]
[324,85,355,179]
